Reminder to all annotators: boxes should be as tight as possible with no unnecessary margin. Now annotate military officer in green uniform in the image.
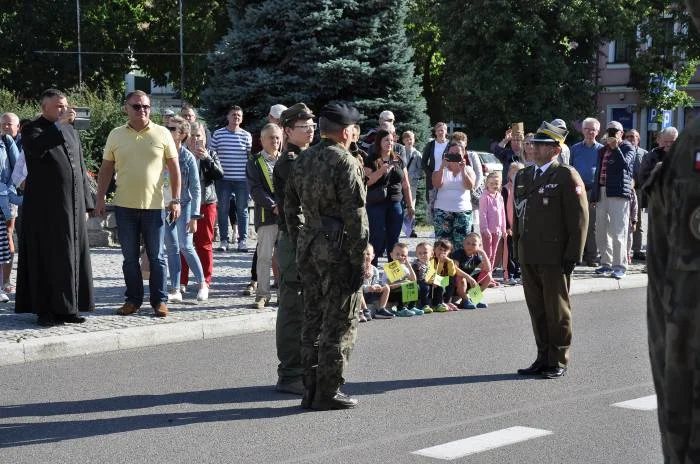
[645,3,700,460]
[285,102,369,410]
[513,121,588,379]
[272,103,316,396]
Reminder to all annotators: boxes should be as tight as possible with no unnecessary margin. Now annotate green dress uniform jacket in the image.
[512,161,588,368]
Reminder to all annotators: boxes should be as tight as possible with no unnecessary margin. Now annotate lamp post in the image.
[179,0,184,99]
[76,0,83,86]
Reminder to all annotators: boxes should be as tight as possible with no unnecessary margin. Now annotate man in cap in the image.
[551,118,571,165]
[645,2,700,460]
[181,103,211,148]
[272,102,316,396]
[591,120,635,279]
[162,109,176,127]
[513,121,588,379]
[285,102,368,410]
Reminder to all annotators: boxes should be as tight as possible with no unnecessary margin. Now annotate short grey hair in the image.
[581,117,600,130]
[659,126,678,138]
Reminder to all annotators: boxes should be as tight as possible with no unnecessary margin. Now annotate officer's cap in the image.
[531,121,568,145]
[280,103,314,128]
[319,102,360,126]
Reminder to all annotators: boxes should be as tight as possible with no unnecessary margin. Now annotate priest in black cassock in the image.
[15,89,95,327]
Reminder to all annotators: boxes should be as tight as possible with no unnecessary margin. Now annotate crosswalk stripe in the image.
[611,394,657,411]
[411,426,553,460]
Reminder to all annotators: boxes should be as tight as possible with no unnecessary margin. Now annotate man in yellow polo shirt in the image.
[94,90,181,317]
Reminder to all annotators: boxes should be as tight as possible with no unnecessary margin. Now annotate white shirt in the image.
[432,140,449,171]
[434,167,474,212]
[534,159,555,178]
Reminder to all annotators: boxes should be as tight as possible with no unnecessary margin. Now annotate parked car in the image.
[472,151,504,177]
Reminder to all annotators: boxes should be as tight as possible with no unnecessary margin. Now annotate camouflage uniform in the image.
[645,115,700,463]
[285,138,368,404]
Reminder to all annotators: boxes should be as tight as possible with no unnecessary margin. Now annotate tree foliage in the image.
[203,0,429,142]
[0,1,226,102]
[627,1,700,115]
[405,0,445,125]
[438,0,632,139]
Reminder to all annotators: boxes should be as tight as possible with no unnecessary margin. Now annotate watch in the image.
[170,198,181,204]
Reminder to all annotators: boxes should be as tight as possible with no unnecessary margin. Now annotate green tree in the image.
[405,0,445,126]
[0,0,147,98]
[627,1,700,116]
[203,0,429,141]
[438,0,629,140]
[134,0,229,104]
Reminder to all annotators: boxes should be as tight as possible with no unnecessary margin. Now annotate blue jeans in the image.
[163,202,204,289]
[115,206,167,308]
[215,179,249,245]
[366,200,403,266]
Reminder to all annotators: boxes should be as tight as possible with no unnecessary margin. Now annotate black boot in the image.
[301,368,317,409]
[311,390,358,411]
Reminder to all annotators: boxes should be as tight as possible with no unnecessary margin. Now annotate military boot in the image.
[300,368,317,409]
[310,390,358,411]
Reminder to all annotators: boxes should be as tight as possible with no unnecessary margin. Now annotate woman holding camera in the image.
[432,142,476,249]
[364,129,414,266]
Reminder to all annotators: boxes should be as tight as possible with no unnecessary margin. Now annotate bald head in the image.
[1,113,20,138]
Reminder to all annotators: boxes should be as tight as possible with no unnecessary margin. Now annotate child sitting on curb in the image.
[430,239,473,312]
[361,244,392,321]
[453,232,491,309]
[386,242,420,317]
[411,242,434,314]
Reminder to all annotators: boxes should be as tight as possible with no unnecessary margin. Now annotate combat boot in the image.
[300,368,317,409]
[310,390,358,411]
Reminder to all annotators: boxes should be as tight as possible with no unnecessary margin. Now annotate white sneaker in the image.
[0,291,8,303]
[196,286,209,302]
[168,290,183,303]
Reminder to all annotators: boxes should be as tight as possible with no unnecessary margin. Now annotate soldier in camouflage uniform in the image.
[646,3,700,459]
[285,103,368,410]
[272,103,316,396]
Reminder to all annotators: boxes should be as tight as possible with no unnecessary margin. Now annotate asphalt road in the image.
[0,287,659,463]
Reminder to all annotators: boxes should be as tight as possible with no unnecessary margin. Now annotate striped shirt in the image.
[210,127,252,181]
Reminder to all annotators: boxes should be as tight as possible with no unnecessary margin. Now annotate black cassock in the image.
[15,116,95,316]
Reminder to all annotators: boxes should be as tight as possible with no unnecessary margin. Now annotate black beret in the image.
[280,102,315,128]
[319,102,360,126]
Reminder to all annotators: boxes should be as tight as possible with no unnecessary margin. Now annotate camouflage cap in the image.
[319,102,360,126]
[280,102,315,128]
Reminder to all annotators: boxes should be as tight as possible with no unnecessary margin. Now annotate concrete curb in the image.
[1,275,647,367]
[0,312,277,367]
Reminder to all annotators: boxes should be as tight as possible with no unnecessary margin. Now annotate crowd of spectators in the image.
[1,96,675,323]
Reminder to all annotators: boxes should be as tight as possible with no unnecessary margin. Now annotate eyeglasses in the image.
[130,104,151,111]
[294,124,317,131]
[166,126,178,132]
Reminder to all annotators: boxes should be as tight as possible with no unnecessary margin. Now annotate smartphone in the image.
[606,128,619,138]
[194,139,200,150]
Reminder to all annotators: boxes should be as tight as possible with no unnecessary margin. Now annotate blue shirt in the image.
[570,140,603,186]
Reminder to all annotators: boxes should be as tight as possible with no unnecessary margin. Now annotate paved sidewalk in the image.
[0,234,647,366]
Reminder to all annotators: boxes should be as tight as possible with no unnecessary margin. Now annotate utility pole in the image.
[179,0,184,99]
[76,0,83,86]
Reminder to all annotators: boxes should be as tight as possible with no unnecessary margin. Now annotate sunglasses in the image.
[129,104,151,111]
[167,126,178,132]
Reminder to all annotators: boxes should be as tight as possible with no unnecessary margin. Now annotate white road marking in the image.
[411,426,553,460]
[611,395,657,411]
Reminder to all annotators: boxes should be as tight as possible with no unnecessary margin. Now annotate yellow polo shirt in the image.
[103,122,178,209]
